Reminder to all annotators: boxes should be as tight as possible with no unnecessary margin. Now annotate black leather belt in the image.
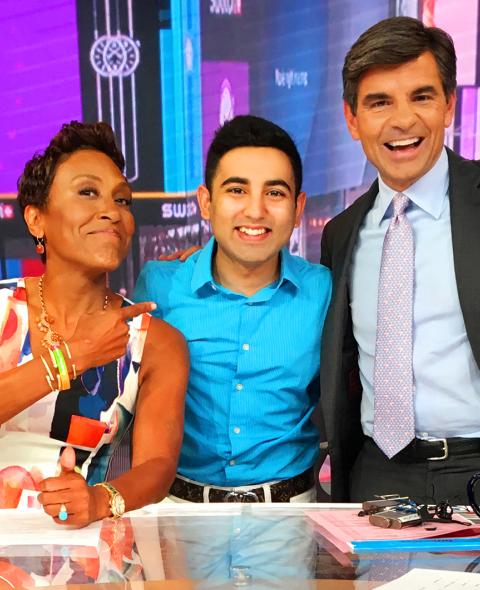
[170,468,314,503]
[370,437,480,462]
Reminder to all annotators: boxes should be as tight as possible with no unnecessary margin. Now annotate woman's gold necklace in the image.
[36,275,109,349]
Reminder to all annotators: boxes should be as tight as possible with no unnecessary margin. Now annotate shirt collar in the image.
[190,237,300,295]
[191,236,216,292]
[279,247,301,290]
[374,147,449,225]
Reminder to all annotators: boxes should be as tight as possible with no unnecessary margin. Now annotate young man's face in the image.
[198,146,305,272]
[344,51,456,192]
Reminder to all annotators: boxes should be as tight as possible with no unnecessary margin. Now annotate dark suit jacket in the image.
[320,148,480,501]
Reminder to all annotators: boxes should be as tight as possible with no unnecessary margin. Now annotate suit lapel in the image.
[336,180,379,289]
[321,180,378,441]
[448,149,480,367]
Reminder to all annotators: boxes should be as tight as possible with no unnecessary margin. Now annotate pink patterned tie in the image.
[373,192,415,458]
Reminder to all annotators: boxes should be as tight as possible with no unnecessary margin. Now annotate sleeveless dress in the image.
[0,278,151,508]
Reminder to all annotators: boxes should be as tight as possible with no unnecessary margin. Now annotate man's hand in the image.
[68,301,156,374]
[158,245,201,261]
[38,447,105,528]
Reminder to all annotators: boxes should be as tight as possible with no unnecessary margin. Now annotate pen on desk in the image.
[350,537,480,553]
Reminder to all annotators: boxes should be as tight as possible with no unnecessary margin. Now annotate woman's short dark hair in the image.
[204,115,303,198]
[343,16,457,114]
[17,120,125,216]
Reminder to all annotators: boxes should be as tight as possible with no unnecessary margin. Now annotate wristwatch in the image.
[94,482,126,518]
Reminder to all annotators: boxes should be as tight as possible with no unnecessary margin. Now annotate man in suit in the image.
[321,16,480,504]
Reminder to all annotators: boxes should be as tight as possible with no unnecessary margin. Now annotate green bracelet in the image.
[49,347,70,390]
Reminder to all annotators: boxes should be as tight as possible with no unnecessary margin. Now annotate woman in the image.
[0,121,188,527]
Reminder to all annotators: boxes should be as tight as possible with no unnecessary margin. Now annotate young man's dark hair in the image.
[343,16,457,114]
[204,115,303,198]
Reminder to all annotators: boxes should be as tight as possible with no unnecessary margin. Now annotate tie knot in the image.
[392,192,409,218]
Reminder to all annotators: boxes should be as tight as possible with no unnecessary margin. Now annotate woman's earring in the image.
[35,236,45,255]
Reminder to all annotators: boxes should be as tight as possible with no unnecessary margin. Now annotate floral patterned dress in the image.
[0,278,150,508]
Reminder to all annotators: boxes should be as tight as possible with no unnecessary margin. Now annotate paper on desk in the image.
[0,509,101,547]
[307,509,480,553]
[376,568,480,589]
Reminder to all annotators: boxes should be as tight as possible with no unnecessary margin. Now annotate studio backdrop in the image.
[0,0,477,294]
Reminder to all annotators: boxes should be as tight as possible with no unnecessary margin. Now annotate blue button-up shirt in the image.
[350,148,480,438]
[134,238,332,485]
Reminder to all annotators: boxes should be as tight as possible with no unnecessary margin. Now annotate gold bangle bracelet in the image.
[56,372,70,392]
[63,341,71,359]
[40,354,54,380]
[49,348,58,369]
[63,342,77,380]
[49,348,71,392]
[45,374,55,392]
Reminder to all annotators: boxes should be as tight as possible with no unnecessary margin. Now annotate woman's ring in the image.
[58,503,68,521]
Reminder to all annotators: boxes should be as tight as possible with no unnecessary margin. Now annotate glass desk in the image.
[1,503,479,589]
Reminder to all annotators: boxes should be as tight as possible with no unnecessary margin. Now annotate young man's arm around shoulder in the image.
[133,260,181,319]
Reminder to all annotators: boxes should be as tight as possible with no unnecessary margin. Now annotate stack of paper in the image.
[0,509,102,547]
[307,509,480,553]
[377,568,480,589]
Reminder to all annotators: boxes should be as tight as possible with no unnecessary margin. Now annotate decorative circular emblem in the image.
[90,34,140,77]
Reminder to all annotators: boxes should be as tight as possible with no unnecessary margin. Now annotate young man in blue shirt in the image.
[134,115,331,502]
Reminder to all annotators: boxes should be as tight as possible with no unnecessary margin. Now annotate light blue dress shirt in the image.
[350,148,480,439]
[134,238,332,485]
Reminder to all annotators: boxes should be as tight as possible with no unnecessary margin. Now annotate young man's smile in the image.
[236,225,272,240]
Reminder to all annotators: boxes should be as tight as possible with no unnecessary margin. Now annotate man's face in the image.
[344,51,456,191]
[198,146,305,271]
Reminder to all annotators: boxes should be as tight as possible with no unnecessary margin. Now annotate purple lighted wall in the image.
[0,1,82,193]
[432,0,478,86]
[202,61,249,165]
[459,87,477,160]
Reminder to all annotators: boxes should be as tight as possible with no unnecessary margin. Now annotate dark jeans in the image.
[350,437,480,504]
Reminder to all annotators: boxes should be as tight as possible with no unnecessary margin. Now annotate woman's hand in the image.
[68,301,156,374]
[38,447,108,528]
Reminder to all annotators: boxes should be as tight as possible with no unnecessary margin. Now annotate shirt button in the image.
[242,343,250,351]
[233,427,241,434]
[235,383,243,391]
[229,459,236,466]
[210,283,217,291]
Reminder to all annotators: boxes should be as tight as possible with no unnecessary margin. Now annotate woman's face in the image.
[39,149,134,273]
